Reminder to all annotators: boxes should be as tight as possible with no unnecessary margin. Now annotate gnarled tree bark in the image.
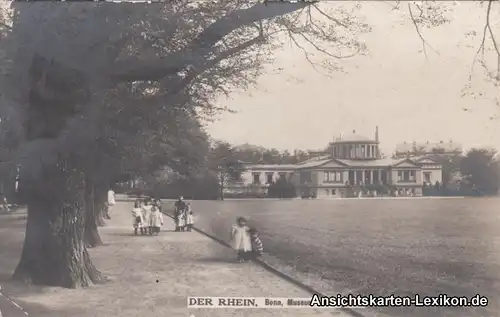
[84,179,103,248]
[13,159,104,288]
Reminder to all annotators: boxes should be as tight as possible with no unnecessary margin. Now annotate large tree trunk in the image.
[13,160,104,288]
[96,205,106,227]
[84,181,103,248]
[95,185,108,226]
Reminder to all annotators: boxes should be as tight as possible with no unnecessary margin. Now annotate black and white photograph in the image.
[0,1,498,317]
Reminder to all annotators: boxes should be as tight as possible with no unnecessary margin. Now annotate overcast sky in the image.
[206,2,500,155]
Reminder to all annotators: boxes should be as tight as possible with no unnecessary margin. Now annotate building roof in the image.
[295,158,333,168]
[395,141,463,154]
[336,158,404,167]
[332,132,377,144]
[295,157,419,169]
[245,156,441,172]
[245,164,297,171]
[296,155,331,165]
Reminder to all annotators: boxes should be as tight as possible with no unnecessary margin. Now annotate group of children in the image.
[132,196,263,263]
[131,197,164,236]
[230,216,264,262]
[173,196,194,232]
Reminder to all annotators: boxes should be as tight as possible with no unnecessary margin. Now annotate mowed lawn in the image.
[166,198,500,317]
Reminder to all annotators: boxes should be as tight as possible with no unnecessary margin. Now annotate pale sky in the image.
[206,2,500,155]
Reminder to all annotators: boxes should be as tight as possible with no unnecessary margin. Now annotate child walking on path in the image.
[178,208,186,232]
[141,198,153,236]
[132,200,144,235]
[185,203,194,232]
[248,228,264,260]
[149,203,164,236]
[229,217,252,262]
[174,196,186,232]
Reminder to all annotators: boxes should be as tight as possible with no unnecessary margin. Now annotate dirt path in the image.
[0,202,350,317]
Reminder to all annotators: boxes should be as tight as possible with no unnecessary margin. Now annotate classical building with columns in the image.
[236,127,443,198]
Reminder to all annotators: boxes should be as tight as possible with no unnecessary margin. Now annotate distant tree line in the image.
[134,141,314,200]
[422,148,500,196]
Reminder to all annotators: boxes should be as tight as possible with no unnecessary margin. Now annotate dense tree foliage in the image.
[0,0,497,288]
[422,149,499,196]
[459,148,499,195]
[0,0,371,287]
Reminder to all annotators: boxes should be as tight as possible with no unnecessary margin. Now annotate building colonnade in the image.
[333,144,379,159]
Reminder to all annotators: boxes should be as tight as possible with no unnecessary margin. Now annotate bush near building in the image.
[268,179,297,198]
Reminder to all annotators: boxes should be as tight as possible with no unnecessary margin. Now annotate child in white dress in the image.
[149,203,164,236]
[229,217,251,262]
[177,208,186,232]
[141,199,153,236]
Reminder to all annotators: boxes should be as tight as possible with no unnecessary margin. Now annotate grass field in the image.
[169,197,500,317]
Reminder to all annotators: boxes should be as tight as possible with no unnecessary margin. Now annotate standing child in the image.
[132,200,144,235]
[229,217,252,262]
[174,196,185,232]
[178,206,186,232]
[248,228,264,260]
[185,203,194,232]
[149,203,164,236]
[141,198,153,236]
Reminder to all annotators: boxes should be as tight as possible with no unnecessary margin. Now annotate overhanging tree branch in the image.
[176,34,265,92]
[109,2,312,82]
[127,34,266,104]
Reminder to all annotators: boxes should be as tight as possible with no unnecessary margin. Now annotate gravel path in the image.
[0,201,352,317]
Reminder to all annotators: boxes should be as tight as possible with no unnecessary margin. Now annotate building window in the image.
[325,189,329,196]
[364,170,371,184]
[252,173,261,184]
[300,172,312,184]
[324,171,342,183]
[361,145,365,157]
[381,170,387,184]
[278,172,287,180]
[409,170,416,181]
[332,189,336,195]
[424,172,431,182]
[266,173,274,184]
[398,170,416,182]
[367,145,371,157]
